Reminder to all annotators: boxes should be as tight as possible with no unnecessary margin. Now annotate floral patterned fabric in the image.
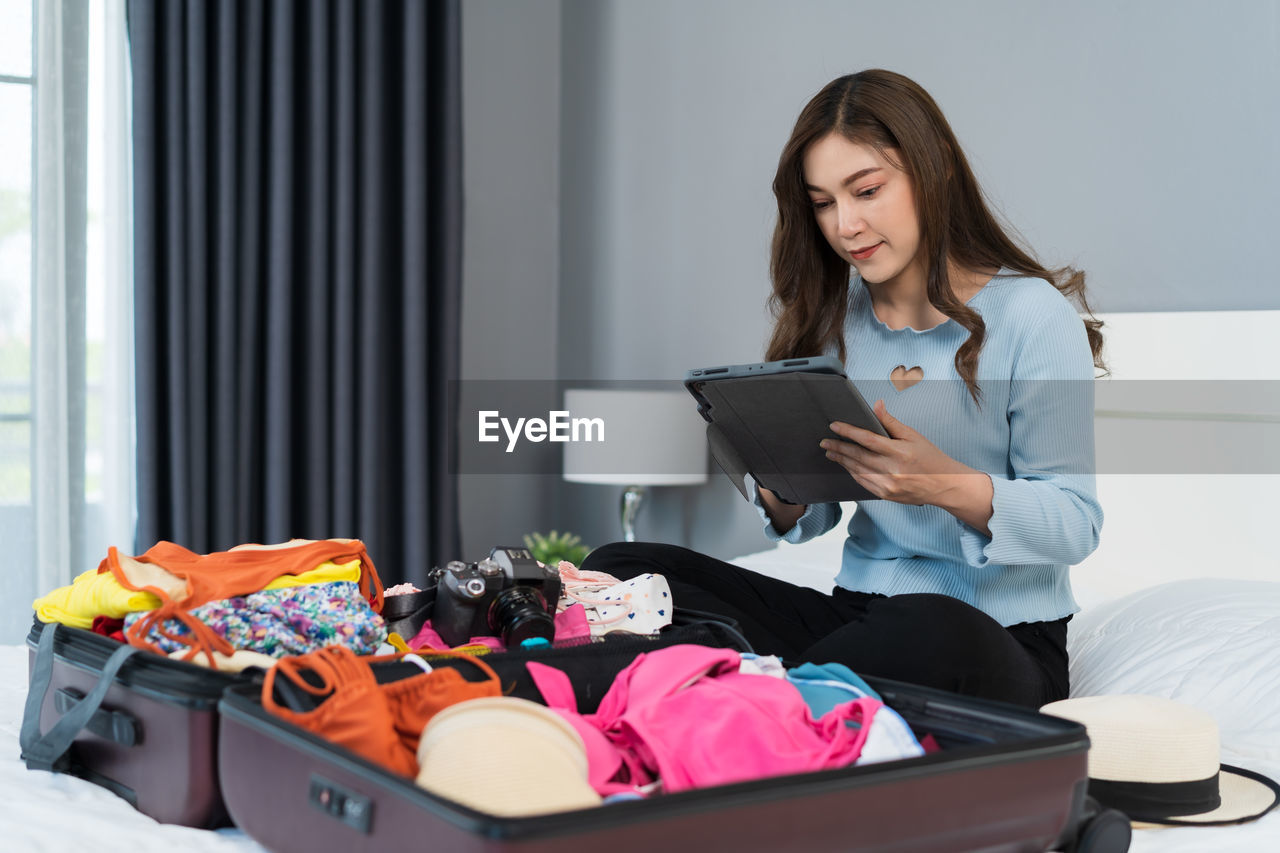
[123,581,386,657]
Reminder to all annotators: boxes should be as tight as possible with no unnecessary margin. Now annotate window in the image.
[0,0,134,642]
[0,0,38,641]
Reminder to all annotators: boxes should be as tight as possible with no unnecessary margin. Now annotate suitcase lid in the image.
[27,616,243,708]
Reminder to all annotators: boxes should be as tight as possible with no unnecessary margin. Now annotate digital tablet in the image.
[684,355,887,505]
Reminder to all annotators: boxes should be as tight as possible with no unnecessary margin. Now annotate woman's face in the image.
[802,133,923,289]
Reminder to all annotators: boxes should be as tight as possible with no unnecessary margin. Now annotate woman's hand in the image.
[820,399,994,533]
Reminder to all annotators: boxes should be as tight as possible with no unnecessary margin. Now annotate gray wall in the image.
[461,0,1280,563]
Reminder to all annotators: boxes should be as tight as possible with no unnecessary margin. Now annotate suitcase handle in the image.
[20,621,141,773]
[54,687,142,747]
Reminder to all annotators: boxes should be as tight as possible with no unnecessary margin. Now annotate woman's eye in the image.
[811,199,832,211]
[856,186,881,199]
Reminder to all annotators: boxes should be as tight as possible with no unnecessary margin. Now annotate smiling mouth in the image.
[849,243,881,260]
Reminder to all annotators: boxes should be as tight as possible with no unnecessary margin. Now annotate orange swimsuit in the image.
[263,646,502,776]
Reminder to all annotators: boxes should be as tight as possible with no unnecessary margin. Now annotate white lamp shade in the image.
[562,389,709,486]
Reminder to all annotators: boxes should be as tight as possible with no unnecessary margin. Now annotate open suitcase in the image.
[217,626,1110,853]
[21,617,243,827]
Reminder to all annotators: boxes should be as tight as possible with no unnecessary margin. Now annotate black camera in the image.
[429,546,562,648]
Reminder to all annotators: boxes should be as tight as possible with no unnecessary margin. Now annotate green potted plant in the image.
[523,530,591,568]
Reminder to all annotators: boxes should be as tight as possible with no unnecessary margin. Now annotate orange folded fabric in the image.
[262,646,502,777]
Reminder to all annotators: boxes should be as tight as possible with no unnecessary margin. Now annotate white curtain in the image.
[0,0,134,643]
[32,0,84,606]
[97,0,136,590]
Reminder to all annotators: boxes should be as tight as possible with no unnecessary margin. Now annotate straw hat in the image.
[1041,694,1280,826]
[415,696,602,817]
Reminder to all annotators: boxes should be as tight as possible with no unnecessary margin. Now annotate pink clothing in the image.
[406,602,591,651]
[527,644,883,796]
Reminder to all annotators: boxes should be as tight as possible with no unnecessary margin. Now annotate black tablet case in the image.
[693,372,887,505]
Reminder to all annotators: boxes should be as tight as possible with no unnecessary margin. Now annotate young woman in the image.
[582,69,1105,709]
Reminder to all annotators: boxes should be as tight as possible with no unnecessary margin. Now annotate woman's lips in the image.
[849,243,881,261]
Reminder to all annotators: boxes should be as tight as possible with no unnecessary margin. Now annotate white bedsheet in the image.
[731,534,1280,852]
[0,644,265,852]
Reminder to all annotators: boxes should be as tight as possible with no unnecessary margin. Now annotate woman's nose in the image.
[837,203,861,238]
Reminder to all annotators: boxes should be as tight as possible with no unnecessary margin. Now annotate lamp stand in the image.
[620,485,648,543]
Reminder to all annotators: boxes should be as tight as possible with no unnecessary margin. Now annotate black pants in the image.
[582,542,1069,709]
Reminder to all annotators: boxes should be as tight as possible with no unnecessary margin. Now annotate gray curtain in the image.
[127,0,462,585]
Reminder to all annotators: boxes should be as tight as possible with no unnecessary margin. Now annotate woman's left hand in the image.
[820,399,969,506]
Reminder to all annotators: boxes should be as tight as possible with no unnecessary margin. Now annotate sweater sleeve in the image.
[957,300,1103,567]
[746,476,842,544]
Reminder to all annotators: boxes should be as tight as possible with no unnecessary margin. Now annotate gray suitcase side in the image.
[23,618,239,827]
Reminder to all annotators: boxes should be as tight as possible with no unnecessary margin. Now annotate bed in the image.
[2,310,1278,851]
[730,309,1280,851]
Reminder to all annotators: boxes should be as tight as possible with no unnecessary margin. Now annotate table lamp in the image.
[562,388,708,542]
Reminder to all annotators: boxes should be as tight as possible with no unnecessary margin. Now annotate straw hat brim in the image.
[415,696,602,817]
[1130,765,1280,828]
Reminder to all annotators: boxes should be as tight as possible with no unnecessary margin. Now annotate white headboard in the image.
[733,310,1280,606]
[1073,310,1280,606]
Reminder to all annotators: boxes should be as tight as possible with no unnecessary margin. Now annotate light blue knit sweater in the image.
[751,272,1102,627]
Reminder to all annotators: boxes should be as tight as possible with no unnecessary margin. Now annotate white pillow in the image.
[1067,579,1280,763]
[729,527,845,592]
[728,501,857,591]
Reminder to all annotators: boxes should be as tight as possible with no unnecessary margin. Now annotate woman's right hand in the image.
[758,486,807,534]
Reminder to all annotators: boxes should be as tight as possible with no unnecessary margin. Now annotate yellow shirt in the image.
[33,559,363,629]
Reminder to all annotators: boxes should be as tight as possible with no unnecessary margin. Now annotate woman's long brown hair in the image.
[767,70,1105,403]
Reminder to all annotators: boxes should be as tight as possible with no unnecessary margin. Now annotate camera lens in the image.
[488,585,555,647]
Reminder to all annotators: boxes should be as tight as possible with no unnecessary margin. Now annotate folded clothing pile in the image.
[556,564,675,637]
[31,539,386,669]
